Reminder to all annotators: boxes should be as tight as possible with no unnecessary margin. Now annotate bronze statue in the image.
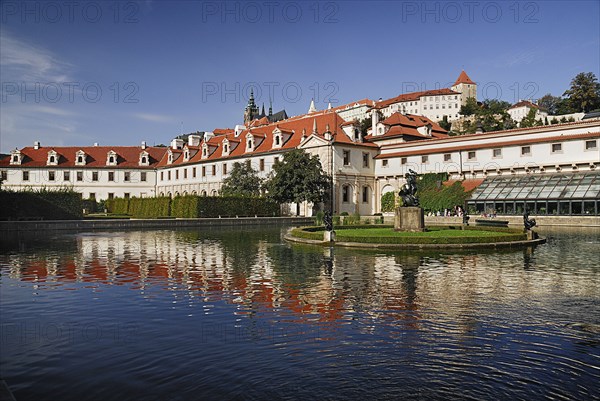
[523,211,537,230]
[399,169,419,207]
[324,210,333,232]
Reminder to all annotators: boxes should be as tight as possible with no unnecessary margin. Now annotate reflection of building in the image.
[2,70,599,216]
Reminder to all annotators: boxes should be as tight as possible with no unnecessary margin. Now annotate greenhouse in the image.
[467,172,600,216]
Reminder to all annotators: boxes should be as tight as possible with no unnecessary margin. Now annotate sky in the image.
[1,0,599,152]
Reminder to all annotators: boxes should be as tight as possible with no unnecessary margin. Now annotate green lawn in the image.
[336,228,513,238]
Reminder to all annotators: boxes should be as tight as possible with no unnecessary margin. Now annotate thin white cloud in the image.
[132,112,174,123]
[0,29,72,83]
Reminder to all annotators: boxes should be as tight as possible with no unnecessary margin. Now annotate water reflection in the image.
[1,226,599,400]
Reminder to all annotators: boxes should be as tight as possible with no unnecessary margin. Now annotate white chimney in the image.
[203,132,214,142]
[33,141,40,149]
[188,134,202,147]
[141,141,147,149]
[234,125,245,137]
[171,138,184,149]
[93,142,99,147]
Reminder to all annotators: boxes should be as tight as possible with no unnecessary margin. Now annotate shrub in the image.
[0,188,83,220]
[381,192,396,212]
[315,210,324,226]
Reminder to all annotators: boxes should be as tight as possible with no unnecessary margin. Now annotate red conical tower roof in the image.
[454,70,475,85]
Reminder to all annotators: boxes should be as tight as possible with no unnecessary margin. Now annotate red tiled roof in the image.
[213,128,234,135]
[509,100,539,110]
[0,146,167,168]
[374,88,460,109]
[453,70,475,86]
[364,113,448,141]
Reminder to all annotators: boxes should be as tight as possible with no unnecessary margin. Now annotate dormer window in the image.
[222,140,230,156]
[275,136,280,146]
[183,148,190,162]
[139,151,149,166]
[75,150,87,166]
[202,143,208,159]
[10,149,22,165]
[47,150,58,165]
[167,149,174,165]
[246,134,254,152]
[106,150,118,166]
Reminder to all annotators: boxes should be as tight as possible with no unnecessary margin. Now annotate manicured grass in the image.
[336,227,513,238]
[290,225,527,244]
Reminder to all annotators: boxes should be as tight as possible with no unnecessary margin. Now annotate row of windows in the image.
[341,185,371,203]
[159,158,280,181]
[343,151,371,168]
[9,170,146,182]
[423,103,459,110]
[380,140,598,166]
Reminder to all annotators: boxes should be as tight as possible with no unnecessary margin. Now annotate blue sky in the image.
[1,0,598,152]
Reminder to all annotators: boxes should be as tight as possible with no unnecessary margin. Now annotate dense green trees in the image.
[220,160,263,197]
[265,149,330,214]
[563,72,600,112]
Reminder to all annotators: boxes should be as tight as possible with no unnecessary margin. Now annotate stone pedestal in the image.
[323,230,336,242]
[394,207,425,232]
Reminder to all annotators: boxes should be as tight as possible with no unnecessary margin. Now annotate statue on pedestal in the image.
[399,169,419,207]
[523,211,537,230]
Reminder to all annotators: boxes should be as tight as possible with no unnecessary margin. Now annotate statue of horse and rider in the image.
[399,169,420,207]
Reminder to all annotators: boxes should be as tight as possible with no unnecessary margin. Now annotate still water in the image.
[1,226,599,400]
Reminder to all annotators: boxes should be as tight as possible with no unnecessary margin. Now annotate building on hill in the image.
[243,89,288,125]
[508,100,549,125]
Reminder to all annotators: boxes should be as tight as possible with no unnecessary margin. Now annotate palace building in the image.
[2,71,599,216]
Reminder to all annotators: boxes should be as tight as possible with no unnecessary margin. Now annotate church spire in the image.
[308,99,317,113]
[268,98,273,117]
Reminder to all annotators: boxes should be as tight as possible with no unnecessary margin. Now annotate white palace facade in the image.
[2,71,599,216]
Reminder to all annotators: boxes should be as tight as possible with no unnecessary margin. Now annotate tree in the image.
[520,108,539,128]
[482,99,511,114]
[220,160,263,197]
[265,149,330,215]
[563,72,600,113]
[459,97,479,116]
[438,115,451,131]
[538,93,562,115]
[380,191,396,212]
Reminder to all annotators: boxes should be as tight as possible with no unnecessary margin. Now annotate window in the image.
[92,172,98,181]
[521,146,531,156]
[183,169,187,179]
[0,170,6,182]
[49,155,56,164]
[343,150,350,166]
[223,163,228,175]
[124,193,130,199]
[108,193,114,200]
[89,193,95,200]
[401,157,407,165]
[108,172,115,181]
[192,167,196,178]
[202,166,206,177]
[493,148,502,158]
[49,171,55,181]
[362,186,369,203]
[444,153,452,162]
[342,185,350,202]
[124,172,130,181]
[585,140,598,150]
[362,152,369,168]
[274,157,279,164]
[468,151,476,160]
[141,172,147,182]
[260,159,265,171]
[22,171,29,181]
[175,170,179,180]
[77,171,83,181]
[168,171,171,180]
[552,143,562,153]
[275,135,280,146]
[212,165,216,175]
[382,159,389,167]
[422,156,429,163]
[161,171,164,181]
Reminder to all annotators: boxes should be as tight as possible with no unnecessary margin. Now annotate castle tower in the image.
[451,70,477,106]
[244,88,259,124]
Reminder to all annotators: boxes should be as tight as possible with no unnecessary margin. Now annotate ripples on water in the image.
[1,226,599,400]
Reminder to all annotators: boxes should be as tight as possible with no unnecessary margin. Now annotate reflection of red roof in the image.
[453,70,475,86]
[0,146,167,169]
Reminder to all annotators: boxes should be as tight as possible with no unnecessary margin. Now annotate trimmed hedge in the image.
[0,189,83,220]
[106,195,280,219]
